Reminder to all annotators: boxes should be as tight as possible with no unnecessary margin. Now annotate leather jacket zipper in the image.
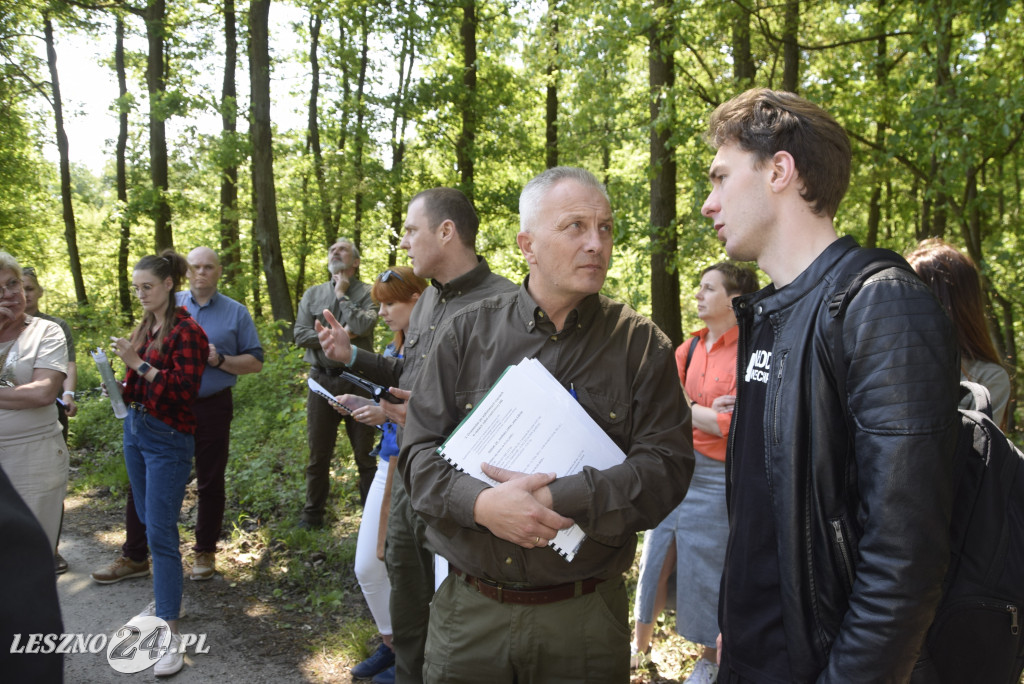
[769,350,787,447]
[830,518,856,591]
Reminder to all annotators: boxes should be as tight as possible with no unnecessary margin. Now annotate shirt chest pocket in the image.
[404,327,428,362]
[692,373,735,405]
[576,388,631,446]
[453,388,490,419]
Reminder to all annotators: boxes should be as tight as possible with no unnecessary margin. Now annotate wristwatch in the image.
[62,390,75,399]
[137,361,152,376]
[213,352,225,368]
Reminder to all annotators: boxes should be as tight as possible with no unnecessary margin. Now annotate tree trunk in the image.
[307,12,333,242]
[388,8,415,266]
[329,21,351,247]
[648,1,681,346]
[925,0,953,237]
[457,0,477,200]
[731,1,754,83]
[295,171,309,314]
[250,236,263,319]
[545,0,558,169]
[143,0,173,252]
[865,4,887,250]
[219,0,241,285]
[248,0,294,329]
[44,16,87,306]
[781,0,799,93]
[115,16,132,322]
[353,7,369,250]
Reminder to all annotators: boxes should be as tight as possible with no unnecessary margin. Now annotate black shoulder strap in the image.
[828,248,913,320]
[829,247,916,414]
[684,336,699,374]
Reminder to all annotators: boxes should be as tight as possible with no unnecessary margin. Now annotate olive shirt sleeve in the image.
[293,285,324,351]
[294,280,377,352]
[348,350,404,389]
[341,279,378,342]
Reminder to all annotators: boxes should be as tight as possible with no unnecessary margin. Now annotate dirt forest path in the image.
[55,492,345,683]
[53,487,688,684]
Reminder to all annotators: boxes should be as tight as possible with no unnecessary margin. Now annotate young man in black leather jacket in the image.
[702,88,960,684]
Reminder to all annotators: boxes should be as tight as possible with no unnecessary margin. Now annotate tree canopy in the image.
[3,0,1023,424]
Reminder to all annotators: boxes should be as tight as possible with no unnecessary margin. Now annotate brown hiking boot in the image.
[90,555,150,584]
[190,551,216,581]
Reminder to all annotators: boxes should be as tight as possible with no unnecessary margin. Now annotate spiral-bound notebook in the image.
[437,358,626,561]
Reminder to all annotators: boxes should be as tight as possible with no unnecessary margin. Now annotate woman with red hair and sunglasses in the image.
[336,265,427,684]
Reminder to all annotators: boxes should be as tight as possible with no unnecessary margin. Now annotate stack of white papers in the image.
[437,358,626,561]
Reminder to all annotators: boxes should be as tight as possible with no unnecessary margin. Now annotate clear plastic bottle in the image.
[91,349,128,419]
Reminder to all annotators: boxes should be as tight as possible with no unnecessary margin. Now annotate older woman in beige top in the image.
[0,252,68,548]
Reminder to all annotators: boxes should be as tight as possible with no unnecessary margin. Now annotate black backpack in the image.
[830,247,1024,683]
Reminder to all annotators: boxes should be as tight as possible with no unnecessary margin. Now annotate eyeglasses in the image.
[131,283,158,296]
[377,270,405,283]
[0,278,23,296]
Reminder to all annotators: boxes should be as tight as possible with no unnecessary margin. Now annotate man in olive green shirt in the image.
[400,167,694,683]
[294,238,378,519]
[316,188,515,684]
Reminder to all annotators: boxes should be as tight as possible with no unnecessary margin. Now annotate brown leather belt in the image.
[451,566,603,605]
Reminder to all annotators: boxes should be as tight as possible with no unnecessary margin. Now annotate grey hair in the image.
[328,238,360,273]
[519,166,610,233]
[0,251,22,278]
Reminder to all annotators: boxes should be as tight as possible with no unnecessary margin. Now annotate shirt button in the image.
[609,412,617,419]
[505,557,512,565]
[430,325,435,330]
[550,336,557,341]
[465,403,473,410]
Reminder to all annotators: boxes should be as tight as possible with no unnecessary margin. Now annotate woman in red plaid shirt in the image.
[111,250,208,677]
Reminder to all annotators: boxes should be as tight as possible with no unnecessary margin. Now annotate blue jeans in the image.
[123,409,194,621]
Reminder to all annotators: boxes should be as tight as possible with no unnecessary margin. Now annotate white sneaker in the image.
[154,633,184,677]
[630,646,651,670]
[135,601,187,620]
[683,658,719,684]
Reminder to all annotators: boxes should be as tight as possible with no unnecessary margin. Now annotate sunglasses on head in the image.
[377,269,404,283]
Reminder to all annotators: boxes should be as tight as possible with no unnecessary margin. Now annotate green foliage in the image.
[4,0,1024,429]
